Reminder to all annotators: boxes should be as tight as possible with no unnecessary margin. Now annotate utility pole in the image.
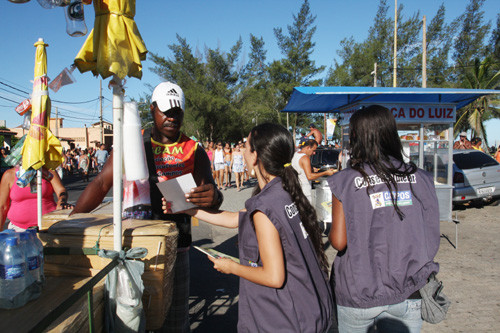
[99,79,104,144]
[372,62,378,87]
[55,107,59,137]
[393,0,398,87]
[422,15,427,88]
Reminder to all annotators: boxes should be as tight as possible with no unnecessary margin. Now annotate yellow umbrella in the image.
[22,39,63,172]
[74,0,147,80]
[73,0,147,251]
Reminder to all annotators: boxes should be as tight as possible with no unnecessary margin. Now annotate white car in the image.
[452,150,500,205]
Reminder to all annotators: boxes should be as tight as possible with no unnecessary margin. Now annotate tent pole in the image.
[112,77,123,251]
[37,170,42,229]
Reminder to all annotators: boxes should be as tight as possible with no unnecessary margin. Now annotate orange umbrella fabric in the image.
[74,0,147,80]
[21,39,63,171]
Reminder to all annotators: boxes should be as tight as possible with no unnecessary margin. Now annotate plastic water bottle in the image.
[64,0,88,37]
[27,229,45,285]
[20,232,40,285]
[0,237,27,300]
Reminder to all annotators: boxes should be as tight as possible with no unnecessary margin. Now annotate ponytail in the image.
[249,123,328,273]
[281,165,329,273]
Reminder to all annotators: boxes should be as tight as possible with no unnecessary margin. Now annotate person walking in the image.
[78,149,90,182]
[291,140,335,203]
[165,123,333,332]
[327,105,441,333]
[230,142,245,191]
[71,81,222,332]
[94,144,109,172]
[213,142,225,190]
[223,142,232,188]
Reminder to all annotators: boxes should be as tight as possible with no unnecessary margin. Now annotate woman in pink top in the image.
[0,166,71,231]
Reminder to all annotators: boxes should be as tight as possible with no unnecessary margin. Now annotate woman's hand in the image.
[207,256,236,275]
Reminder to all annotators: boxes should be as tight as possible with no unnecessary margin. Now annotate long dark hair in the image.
[248,123,328,272]
[349,105,417,220]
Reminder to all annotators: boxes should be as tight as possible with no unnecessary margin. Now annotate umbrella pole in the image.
[112,77,123,251]
[37,170,42,229]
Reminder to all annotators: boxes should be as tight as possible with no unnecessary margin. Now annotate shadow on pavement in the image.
[190,235,239,333]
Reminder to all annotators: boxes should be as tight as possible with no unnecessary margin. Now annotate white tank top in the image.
[214,149,224,164]
[291,152,311,200]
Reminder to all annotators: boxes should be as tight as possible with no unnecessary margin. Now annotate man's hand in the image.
[57,202,74,210]
[325,168,337,176]
[185,183,219,208]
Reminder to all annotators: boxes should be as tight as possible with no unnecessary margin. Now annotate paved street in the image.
[62,175,500,332]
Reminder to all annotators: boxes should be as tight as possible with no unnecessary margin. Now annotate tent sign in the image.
[338,103,456,125]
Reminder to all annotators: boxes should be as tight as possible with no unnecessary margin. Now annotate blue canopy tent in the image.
[282,86,498,113]
[282,87,500,248]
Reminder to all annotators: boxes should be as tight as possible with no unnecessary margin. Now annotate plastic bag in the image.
[99,248,148,333]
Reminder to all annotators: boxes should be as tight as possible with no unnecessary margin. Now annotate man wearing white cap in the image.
[453,132,472,149]
[72,82,222,332]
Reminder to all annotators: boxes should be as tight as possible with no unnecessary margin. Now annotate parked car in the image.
[452,149,500,205]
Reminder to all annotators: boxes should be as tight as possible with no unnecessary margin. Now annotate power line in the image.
[0,79,102,105]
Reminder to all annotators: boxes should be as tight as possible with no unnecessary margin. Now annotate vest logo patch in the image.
[355,174,416,189]
[370,191,413,209]
[285,203,299,219]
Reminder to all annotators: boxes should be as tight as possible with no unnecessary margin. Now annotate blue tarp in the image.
[282,87,499,113]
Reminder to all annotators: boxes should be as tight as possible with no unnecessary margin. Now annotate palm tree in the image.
[454,57,500,148]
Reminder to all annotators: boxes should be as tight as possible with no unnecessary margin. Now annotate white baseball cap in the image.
[151,82,185,112]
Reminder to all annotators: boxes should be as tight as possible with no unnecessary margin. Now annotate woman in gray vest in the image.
[327,105,440,332]
[165,123,333,332]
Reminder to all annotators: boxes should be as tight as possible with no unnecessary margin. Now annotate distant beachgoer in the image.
[78,149,90,182]
[471,137,485,152]
[223,142,232,188]
[95,144,109,172]
[453,132,472,149]
[305,123,323,146]
[213,141,225,190]
[230,143,245,191]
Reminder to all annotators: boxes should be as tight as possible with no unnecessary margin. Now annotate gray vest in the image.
[237,177,332,332]
[327,160,440,308]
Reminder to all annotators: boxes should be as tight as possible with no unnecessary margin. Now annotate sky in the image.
[1,0,499,145]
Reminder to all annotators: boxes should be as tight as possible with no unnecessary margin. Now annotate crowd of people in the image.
[203,139,251,192]
[61,144,109,181]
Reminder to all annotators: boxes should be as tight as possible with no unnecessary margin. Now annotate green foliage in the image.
[454,57,500,146]
[145,0,499,144]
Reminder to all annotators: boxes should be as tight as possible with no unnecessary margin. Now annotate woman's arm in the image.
[49,170,72,210]
[208,211,286,289]
[328,193,347,251]
[161,198,238,228]
[299,155,335,181]
[0,169,14,229]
